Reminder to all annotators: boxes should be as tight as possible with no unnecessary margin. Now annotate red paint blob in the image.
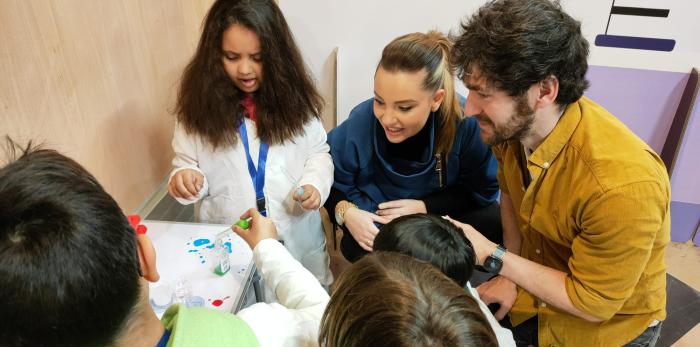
[212,299,224,307]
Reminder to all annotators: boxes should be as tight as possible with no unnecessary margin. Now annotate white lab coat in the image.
[466,282,516,347]
[238,239,330,347]
[170,117,334,285]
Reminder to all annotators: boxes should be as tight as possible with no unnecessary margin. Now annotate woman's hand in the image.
[344,207,390,251]
[168,169,204,200]
[292,184,321,210]
[376,199,427,222]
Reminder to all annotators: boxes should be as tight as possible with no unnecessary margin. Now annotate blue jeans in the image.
[501,317,662,347]
[623,322,662,347]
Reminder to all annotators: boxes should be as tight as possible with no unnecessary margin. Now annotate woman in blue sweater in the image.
[326,31,501,262]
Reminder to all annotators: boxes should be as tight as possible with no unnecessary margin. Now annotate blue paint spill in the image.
[193,239,210,247]
[186,235,237,266]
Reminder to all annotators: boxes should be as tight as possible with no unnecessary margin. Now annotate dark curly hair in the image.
[176,0,323,148]
[451,0,589,107]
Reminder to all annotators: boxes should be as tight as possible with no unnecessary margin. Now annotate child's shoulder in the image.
[163,306,259,347]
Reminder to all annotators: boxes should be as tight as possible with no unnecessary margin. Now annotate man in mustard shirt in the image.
[448,0,670,346]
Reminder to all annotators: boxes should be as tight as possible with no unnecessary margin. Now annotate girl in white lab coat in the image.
[167,0,333,285]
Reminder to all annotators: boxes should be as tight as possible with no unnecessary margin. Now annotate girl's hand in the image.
[232,208,278,250]
[292,184,321,210]
[344,208,390,251]
[376,199,427,222]
[168,169,204,200]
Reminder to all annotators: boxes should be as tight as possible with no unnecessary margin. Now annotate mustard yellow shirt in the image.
[494,97,670,346]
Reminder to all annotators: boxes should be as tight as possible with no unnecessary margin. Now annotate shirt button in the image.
[543,161,550,169]
[535,249,541,254]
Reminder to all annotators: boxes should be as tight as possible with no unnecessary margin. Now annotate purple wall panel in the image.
[669,91,700,205]
[585,65,688,153]
[585,66,699,243]
[670,201,700,242]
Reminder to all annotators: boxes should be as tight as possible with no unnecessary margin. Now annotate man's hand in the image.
[292,184,321,210]
[376,199,427,222]
[444,215,497,265]
[477,275,518,320]
[232,208,278,250]
[168,169,204,200]
[345,207,390,251]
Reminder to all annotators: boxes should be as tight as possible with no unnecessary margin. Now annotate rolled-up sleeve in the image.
[565,180,668,320]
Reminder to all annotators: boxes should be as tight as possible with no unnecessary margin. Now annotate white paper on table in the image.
[144,220,254,317]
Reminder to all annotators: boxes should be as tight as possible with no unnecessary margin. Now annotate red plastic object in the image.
[127,214,147,235]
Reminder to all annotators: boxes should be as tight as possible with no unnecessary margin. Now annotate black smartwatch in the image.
[483,245,507,274]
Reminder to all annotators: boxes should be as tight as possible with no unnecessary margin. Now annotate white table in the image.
[144,220,256,316]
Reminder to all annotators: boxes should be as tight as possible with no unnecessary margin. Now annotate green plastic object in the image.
[214,264,230,276]
[235,219,250,230]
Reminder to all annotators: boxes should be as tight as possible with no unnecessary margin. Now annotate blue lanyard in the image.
[239,120,269,216]
[155,329,171,347]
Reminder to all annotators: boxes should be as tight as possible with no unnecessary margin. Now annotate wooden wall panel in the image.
[0,0,214,212]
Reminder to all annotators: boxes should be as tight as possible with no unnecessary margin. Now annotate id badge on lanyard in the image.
[239,120,269,216]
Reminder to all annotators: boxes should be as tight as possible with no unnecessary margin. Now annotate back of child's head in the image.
[177,0,323,148]
[374,213,476,287]
[319,252,497,347]
[0,140,142,347]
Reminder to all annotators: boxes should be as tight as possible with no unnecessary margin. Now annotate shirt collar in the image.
[527,97,584,168]
[242,94,256,122]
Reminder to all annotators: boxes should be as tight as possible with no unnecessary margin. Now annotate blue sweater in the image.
[327,98,498,214]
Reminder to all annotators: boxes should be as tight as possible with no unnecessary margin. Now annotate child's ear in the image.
[136,235,160,282]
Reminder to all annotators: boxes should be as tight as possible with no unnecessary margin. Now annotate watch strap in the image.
[491,244,507,260]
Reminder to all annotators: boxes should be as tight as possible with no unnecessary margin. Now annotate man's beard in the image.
[478,94,535,146]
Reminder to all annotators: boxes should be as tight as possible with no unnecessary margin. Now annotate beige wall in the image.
[0,0,214,212]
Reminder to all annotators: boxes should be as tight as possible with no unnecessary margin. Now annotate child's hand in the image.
[232,208,278,250]
[168,169,204,200]
[292,184,321,210]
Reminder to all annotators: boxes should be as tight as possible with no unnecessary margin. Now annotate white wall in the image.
[280,0,700,125]
[279,0,475,125]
